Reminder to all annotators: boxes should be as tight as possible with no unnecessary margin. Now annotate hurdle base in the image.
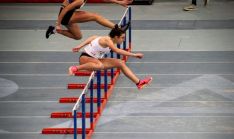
[42,128,92,134]
[59,97,105,103]
[51,112,99,118]
[67,83,112,89]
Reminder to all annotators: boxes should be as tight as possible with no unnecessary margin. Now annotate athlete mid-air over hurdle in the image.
[68,25,153,90]
[46,0,132,40]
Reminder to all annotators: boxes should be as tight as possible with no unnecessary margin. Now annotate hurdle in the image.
[42,7,131,139]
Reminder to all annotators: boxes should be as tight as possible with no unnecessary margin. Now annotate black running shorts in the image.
[79,52,93,59]
[59,6,75,25]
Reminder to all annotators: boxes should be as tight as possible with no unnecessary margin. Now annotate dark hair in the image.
[109,24,125,38]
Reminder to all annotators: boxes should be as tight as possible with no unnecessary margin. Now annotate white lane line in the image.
[0,74,68,76]
[19,87,66,89]
[0,62,75,63]
[1,131,233,134]
[0,101,57,103]
[114,87,234,89]
[1,73,234,76]
[12,86,234,90]
[99,100,234,103]
[0,132,41,134]
[94,131,234,134]
[125,74,234,76]
[0,115,233,119]
[0,61,234,64]
[0,131,233,134]
[100,115,234,118]
[0,50,71,52]
[127,62,234,64]
[1,50,234,52]
[0,100,233,103]
[11,86,234,90]
[0,116,49,118]
[107,100,234,102]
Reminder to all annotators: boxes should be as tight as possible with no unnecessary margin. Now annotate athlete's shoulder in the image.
[89,35,98,40]
[99,36,112,46]
[98,36,108,41]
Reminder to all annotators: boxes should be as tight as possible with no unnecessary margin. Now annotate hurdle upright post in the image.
[123,16,127,50]
[117,44,121,59]
[110,51,114,84]
[129,7,132,49]
[81,94,86,139]
[73,110,77,139]
[104,55,108,99]
[90,79,94,130]
[96,70,101,113]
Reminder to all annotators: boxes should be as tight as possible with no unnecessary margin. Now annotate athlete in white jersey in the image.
[69,25,153,90]
[46,0,133,40]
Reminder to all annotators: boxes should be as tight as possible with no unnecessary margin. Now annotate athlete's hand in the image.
[104,0,133,7]
[134,53,143,59]
[72,47,81,52]
[117,0,133,7]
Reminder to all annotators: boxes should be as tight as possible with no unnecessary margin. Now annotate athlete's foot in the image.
[68,66,78,76]
[121,21,131,32]
[136,76,153,90]
[46,26,55,39]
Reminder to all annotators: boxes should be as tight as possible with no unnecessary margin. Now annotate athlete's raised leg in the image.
[70,11,115,29]
[56,23,82,40]
[100,58,139,84]
[69,56,104,75]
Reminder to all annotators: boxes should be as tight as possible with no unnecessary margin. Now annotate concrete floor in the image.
[0,1,234,139]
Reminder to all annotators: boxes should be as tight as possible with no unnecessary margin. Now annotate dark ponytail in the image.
[109,24,125,38]
[114,24,119,29]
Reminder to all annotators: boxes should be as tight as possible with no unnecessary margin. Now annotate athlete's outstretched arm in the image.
[106,39,143,59]
[72,35,98,52]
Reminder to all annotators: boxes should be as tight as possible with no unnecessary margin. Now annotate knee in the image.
[73,35,82,40]
[116,59,125,68]
[71,31,82,40]
[72,30,82,40]
[93,63,104,70]
[90,13,101,21]
[97,63,105,70]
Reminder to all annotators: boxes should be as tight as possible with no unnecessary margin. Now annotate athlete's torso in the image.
[84,37,110,59]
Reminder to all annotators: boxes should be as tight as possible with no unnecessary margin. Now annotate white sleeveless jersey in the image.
[84,37,110,59]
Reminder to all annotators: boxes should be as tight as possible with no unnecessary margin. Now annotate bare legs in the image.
[57,11,115,40]
[70,56,139,84]
[100,58,139,84]
[71,11,115,29]
[56,24,82,40]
